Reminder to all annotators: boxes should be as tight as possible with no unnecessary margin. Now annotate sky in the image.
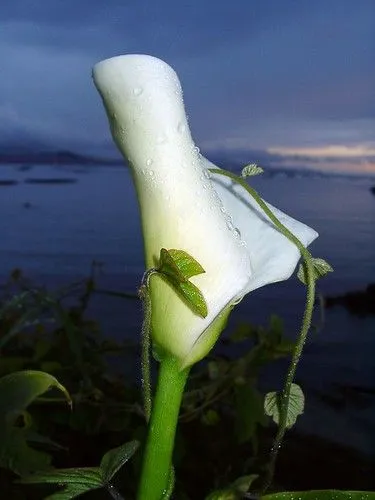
[0,0,374,174]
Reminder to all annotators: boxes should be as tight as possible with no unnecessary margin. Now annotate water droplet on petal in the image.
[177,122,186,134]
[156,134,167,145]
[133,87,143,96]
[146,158,153,166]
[149,170,154,177]
[192,145,200,154]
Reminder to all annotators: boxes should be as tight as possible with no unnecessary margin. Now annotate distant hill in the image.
[0,149,122,166]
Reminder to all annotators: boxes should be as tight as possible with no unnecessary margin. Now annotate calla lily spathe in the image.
[93,54,318,368]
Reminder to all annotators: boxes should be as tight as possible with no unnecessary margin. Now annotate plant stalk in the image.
[137,356,189,500]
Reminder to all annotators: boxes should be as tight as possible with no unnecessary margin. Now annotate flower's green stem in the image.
[137,356,189,500]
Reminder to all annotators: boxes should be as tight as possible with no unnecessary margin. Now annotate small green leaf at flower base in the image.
[241,163,264,178]
[264,383,304,429]
[297,258,333,285]
[157,248,208,317]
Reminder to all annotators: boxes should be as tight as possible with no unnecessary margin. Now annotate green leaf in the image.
[157,248,208,317]
[204,490,236,500]
[230,474,258,493]
[179,281,208,318]
[100,440,139,483]
[0,370,71,475]
[167,249,205,278]
[20,468,103,500]
[201,409,220,426]
[235,385,268,444]
[264,383,304,429]
[205,474,258,499]
[262,491,375,500]
[297,258,333,285]
[241,163,264,177]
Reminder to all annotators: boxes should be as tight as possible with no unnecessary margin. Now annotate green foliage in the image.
[157,248,208,317]
[241,163,264,178]
[0,268,371,499]
[100,440,139,483]
[205,474,258,499]
[262,491,375,500]
[234,384,268,447]
[264,383,304,429]
[20,468,103,499]
[20,440,139,499]
[297,258,333,285]
[0,370,71,475]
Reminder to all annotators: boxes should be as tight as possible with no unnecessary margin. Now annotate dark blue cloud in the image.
[0,0,374,162]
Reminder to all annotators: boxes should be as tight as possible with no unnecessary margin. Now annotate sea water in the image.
[0,163,374,455]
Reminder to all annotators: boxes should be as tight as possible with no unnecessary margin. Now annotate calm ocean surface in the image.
[1,163,374,455]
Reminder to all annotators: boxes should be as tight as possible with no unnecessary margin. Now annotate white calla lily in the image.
[93,54,318,368]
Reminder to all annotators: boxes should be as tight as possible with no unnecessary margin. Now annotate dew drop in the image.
[156,134,167,145]
[233,227,241,239]
[146,158,153,166]
[192,145,200,154]
[133,87,143,96]
[149,170,155,177]
[226,220,235,232]
[177,121,186,134]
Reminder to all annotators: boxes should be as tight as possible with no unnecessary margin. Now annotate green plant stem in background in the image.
[261,263,315,493]
[137,356,189,500]
[209,168,317,493]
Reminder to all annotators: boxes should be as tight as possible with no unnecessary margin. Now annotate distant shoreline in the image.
[0,149,122,166]
[1,150,375,182]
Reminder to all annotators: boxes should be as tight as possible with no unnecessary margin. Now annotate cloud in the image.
[0,0,373,164]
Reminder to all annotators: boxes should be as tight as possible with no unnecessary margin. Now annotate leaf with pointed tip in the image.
[241,163,264,178]
[157,249,208,317]
[264,383,304,429]
[297,258,333,285]
[100,440,139,483]
[20,468,103,500]
[179,281,208,318]
[167,249,205,278]
[0,370,71,475]
[205,474,258,499]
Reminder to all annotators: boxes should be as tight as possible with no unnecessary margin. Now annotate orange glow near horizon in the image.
[268,145,375,158]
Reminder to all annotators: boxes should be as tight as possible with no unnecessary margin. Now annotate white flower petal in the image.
[93,54,318,366]
[93,55,251,363]
[202,157,319,293]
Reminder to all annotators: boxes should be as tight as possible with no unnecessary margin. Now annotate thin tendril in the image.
[209,168,316,493]
[138,268,157,423]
